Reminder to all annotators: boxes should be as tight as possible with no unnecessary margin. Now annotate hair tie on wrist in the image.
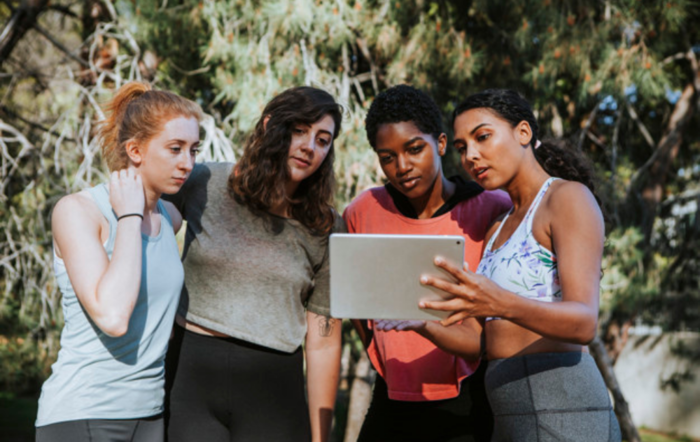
[117,213,144,221]
[535,140,542,149]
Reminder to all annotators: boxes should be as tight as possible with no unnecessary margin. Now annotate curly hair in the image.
[365,84,444,148]
[452,89,600,205]
[96,81,203,172]
[230,86,343,234]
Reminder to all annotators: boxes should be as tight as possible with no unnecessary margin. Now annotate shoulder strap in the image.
[86,183,117,251]
[86,183,117,222]
[525,177,558,232]
[157,199,174,231]
[483,209,512,253]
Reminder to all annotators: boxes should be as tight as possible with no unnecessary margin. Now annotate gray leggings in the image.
[485,352,621,442]
[35,415,163,442]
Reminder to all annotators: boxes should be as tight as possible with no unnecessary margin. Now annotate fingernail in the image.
[420,276,428,284]
[435,256,444,265]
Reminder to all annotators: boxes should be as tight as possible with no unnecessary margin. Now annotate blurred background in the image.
[0,1,698,441]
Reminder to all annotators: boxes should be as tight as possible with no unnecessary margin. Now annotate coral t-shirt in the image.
[343,186,511,401]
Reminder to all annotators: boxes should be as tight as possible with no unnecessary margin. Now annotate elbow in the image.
[306,338,342,355]
[578,329,597,346]
[96,315,129,338]
[571,322,597,345]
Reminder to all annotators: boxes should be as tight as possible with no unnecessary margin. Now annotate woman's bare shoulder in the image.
[545,180,603,238]
[52,190,105,233]
[546,180,600,217]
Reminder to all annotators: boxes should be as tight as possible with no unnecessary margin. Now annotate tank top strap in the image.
[483,209,513,253]
[86,183,117,221]
[524,177,558,232]
[86,183,117,250]
[156,199,174,231]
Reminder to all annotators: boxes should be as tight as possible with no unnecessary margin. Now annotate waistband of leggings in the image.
[175,322,301,355]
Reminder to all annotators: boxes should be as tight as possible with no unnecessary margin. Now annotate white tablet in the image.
[329,233,464,320]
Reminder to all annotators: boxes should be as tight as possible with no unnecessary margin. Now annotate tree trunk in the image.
[589,336,641,442]
[603,318,633,365]
[638,83,695,242]
[0,0,51,68]
[343,351,374,442]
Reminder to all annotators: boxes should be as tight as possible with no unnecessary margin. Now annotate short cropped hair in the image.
[364,84,443,148]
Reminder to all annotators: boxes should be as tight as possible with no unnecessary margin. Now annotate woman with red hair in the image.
[36,81,202,442]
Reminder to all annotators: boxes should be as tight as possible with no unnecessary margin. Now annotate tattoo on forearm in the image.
[317,314,336,337]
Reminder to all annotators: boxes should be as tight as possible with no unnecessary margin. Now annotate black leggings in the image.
[35,415,163,442]
[357,361,493,442]
[164,325,311,442]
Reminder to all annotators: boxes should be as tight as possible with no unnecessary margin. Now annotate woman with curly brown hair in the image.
[164,86,344,442]
[415,89,621,441]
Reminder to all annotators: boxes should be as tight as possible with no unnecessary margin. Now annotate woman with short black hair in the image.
[345,84,511,441]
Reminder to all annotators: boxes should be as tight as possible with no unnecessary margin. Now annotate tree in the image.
[1,1,699,440]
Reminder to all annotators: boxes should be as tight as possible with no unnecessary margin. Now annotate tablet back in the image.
[329,233,465,320]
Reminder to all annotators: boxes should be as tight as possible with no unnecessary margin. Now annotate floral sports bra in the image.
[477,178,561,321]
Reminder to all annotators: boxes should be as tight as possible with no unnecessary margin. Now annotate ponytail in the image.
[533,139,600,206]
[98,82,151,172]
[96,81,203,171]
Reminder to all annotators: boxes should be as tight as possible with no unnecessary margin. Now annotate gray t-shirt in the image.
[165,162,345,353]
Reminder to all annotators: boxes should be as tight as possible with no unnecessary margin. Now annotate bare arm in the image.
[421,182,603,345]
[53,169,145,337]
[305,311,342,442]
[375,317,483,360]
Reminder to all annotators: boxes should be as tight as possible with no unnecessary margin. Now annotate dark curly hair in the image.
[230,86,343,234]
[365,84,444,148]
[453,89,600,205]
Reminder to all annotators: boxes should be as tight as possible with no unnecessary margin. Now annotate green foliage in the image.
[640,428,695,442]
[2,0,700,400]
[601,228,665,315]
[0,335,50,395]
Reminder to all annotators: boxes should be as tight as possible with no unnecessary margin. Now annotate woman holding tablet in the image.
[343,85,511,441]
[421,89,621,441]
[35,81,202,441]
[164,86,344,442]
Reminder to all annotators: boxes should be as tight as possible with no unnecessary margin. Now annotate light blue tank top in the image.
[477,178,561,321]
[36,184,183,426]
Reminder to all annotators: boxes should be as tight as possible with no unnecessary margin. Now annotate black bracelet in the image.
[117,213,144,221]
